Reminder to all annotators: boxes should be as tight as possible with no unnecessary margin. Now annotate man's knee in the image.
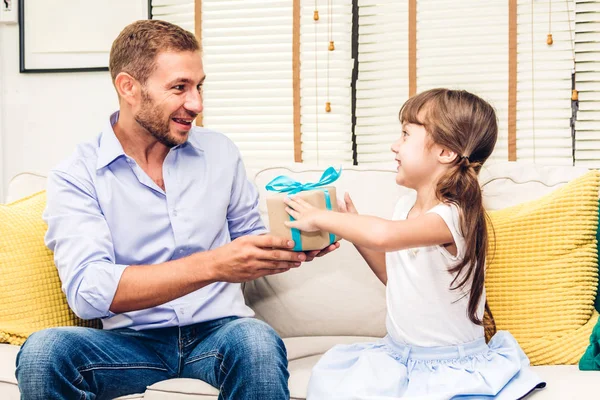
[226,318,287,365]
[16,327,87,396]
[18,327,88,366]
[220,318,289,398]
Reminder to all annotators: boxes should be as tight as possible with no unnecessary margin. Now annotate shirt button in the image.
[172,209,178,217]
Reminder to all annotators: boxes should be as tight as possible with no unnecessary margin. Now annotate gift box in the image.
[265,167,342,251]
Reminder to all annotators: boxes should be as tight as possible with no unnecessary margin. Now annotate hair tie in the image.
[459,155,473,170]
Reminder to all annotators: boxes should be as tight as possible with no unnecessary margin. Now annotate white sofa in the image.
[1,162,599,399]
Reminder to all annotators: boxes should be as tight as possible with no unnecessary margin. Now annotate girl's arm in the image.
[284,196,454,253]
[337,193,387,284]
[355,246,387,285]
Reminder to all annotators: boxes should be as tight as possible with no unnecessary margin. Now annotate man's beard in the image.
[134,90,180,148]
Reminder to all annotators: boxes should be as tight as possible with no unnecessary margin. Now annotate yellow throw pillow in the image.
[0,192,100,345]
[487,170,600,365]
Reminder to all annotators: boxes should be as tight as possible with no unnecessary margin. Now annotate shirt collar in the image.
[96,111,126,170]
[95,111,203,171]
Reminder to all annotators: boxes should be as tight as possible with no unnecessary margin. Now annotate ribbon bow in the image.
[265,166,341,194]
[265,166,341,251]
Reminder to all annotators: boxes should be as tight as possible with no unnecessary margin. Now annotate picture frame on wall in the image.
[19,0,152,73]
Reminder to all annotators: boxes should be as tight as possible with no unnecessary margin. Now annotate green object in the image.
[579,200,600,371]
[579,317,600,370]
[596,200,600,313]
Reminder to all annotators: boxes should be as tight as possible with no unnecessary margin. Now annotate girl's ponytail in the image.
[437,158,488,326]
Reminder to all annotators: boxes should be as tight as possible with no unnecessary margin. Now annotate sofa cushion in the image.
[144,379,219,400]
[133,337,379,400]
[121,357,600,400]
[143,335,378,399]
[283,335,377,361]
[479,162,590,211]
[486,171,600,365]
[529,365,600,399]
[5,172,47,204]
[0,192,100,345]
[0,344,18,388]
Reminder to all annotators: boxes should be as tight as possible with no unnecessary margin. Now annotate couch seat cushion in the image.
[144,379,218,399]
[143,356,600,400]
[2,339,599,399]
[144,336,377,399]
[0,337,377,399]
[142,356,320,400]
[530,365,600,399]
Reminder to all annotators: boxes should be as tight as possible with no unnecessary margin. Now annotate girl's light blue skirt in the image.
[307,331,546,400]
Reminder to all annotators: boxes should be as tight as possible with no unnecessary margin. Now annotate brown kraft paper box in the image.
[266,186,341,251]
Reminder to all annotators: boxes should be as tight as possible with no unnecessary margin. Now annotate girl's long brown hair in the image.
[400,89,498,328]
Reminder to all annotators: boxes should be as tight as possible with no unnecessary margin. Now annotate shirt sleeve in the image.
[226,146,268,240]
[427,203,465,263]
[43,170,128,320]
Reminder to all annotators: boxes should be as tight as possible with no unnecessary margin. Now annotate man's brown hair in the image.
[109,19,200,85]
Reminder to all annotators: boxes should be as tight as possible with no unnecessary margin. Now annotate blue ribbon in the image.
[266,167,341,251]
[265,166,341,195]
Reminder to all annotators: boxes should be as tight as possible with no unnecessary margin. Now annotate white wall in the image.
[0,23,119,202]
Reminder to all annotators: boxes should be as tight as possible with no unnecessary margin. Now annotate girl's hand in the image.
[283,196,324,232]
[338,192,358,215]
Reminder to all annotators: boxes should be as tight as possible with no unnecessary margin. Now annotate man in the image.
[15,19,338,399]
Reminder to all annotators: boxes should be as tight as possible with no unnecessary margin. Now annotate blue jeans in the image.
[15,317,289,400]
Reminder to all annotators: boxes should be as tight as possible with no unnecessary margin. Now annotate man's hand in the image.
[304,242,340,262]
[209,235,306,283]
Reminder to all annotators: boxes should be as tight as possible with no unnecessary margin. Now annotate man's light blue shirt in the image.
[43,112,266,330]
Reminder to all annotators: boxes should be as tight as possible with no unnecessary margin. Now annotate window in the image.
[300,0,354,165]
[574,0,600,167]
[159,0,587,167]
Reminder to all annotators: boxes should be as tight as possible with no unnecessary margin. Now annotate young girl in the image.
[284,89,546,399]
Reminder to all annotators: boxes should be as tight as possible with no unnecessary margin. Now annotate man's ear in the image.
[114,72,140,106]
[437,147,459,165]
